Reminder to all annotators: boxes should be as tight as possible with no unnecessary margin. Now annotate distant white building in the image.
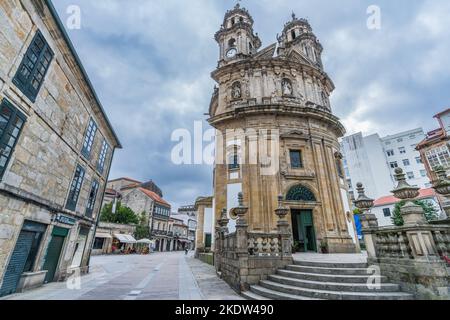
[341,128,430,200]
[371,188,442,226]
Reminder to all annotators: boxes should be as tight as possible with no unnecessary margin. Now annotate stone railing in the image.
[368,225,450,260]
[247,233,281,257]
[213,193,293,292]
[354,169,450,299]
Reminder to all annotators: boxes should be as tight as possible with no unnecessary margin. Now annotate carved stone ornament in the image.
[281,78,293,96]
[231,81,242,99]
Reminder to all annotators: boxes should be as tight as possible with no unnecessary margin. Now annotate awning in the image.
[95,232,112,239]
[114,233,137,244]
[137,238,152,244]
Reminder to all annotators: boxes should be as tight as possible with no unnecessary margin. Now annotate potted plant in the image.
[292,241,300,253]
[320,240,328,254]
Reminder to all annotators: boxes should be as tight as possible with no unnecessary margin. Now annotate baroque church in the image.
[208,4,358,253]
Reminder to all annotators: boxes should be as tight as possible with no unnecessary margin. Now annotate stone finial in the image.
[292,11,296,20]
[433,166,450,196]
[238,192,244,207]
[218,208,229,228]
[353,182,374,213]
[391,168,420,200]
[275,194,289,220]
[233,192,248,226]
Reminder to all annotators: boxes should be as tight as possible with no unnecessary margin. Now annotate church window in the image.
[289,150,303,168]
[291,30,296,40]
[228,38,236,48]
[286,185,316,202]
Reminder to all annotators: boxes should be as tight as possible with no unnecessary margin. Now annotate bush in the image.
[100,201,139,225]
[391,199,439,226]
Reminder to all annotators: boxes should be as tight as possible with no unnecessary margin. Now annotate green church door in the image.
[291,210,317,252]
[43,227,68,283]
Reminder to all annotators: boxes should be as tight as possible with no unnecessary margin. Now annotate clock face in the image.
[226,48,237,58]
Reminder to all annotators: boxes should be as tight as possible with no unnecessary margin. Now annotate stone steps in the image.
[277,269,389,283]
[286,264,370,276]
[268,274,401,292]
[249,285,323,300]
[293,260,368,269]
[258,280,412,300]
[242,259,414,300]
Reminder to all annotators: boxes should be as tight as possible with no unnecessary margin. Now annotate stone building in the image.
[173,205,197,250]
[0,1,120,296]
[171,217,189,251]
[208,4,357,253]
[92,222,136,255]
[119,185,171,252]
[416,109,450,182]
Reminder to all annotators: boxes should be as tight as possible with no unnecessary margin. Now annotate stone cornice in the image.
[211,57,334,91]
[207,104,346,137]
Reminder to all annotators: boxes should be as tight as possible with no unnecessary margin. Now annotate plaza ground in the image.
[1,251,243,300]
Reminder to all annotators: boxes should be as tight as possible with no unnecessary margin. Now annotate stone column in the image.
[353,183,376,259]
[215,208,229,275]
[195,205,205,254]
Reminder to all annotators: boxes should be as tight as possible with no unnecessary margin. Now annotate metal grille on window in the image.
[286,185,316,202]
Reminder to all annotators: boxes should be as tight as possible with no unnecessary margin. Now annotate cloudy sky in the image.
[53,0,450,210]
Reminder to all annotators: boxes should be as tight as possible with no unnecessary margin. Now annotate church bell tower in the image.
[214,3,262,67]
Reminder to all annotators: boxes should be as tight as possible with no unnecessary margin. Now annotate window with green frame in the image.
[85,179,99,217]
[81,118,97,159]
[0,99,26,180]
[97,139,109,174]
[66,164,85,211]
[13,30,53,102]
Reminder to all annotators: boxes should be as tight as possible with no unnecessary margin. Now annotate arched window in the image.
[291,30,296,40]
[286,185,316,202]
[228,38,236,48]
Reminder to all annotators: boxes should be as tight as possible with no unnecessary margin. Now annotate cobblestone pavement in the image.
[1,251,243,300]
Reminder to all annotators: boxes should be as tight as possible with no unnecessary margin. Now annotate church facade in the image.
[208,4,358,253]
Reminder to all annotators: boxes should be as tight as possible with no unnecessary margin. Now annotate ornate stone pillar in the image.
[275,195,292,258]
[353,183,376,258]
[215,208,229,274]
[391,168,425,225]
[195,204,205,254]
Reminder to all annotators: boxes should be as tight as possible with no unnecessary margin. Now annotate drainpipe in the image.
[86,148,116,272]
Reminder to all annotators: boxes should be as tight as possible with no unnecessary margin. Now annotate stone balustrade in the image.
[214,193,293,292]
[354,169,450,299]
[247,233,281,257]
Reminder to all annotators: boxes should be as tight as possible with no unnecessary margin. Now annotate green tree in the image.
[100,201,139,225]
[134,211,150,240]
[391,200,439,226]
